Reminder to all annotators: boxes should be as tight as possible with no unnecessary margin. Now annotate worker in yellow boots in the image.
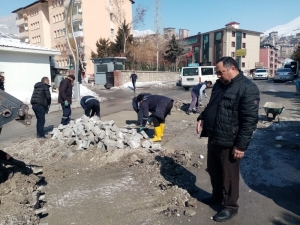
[136,94,173,142]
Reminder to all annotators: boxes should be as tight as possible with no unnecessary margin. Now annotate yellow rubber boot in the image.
[160,123,165,137]
[151,126,162,142]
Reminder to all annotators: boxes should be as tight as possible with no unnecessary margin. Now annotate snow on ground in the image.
[7,84,103,105]
[111,81,174,90]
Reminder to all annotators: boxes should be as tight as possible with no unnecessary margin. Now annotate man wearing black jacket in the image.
[130,71,138,91]
[30,77,51,138]
[196,57,260,222]
[58,75,74,125]
[80,95,100,118]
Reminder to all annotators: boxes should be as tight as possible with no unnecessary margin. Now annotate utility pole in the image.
[154,0,161,71]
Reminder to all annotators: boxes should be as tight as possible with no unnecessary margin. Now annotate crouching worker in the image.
[187,80,212,115]
[80,95,101,118]
[136,94,173,142]
[132,93,152,125]
[0,150,26,167]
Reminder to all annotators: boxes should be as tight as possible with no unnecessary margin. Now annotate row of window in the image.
[55,44,67,52]
[54,29,66,38]
[32,35,41,44]
[57,59,69,67]
[29,8,38,17]
[31,22,40,30]
[232,31,246,38]
[53,13,64,23]
[231,42,246,48]
[52,0,64,8]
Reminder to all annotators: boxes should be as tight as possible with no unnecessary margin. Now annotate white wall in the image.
[0,51,51,98]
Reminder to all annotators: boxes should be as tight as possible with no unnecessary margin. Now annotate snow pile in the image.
[263,16,300,37]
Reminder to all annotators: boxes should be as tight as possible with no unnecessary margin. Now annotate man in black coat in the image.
[80,95,100,118]
[30,77,51,138]
[196,57,260,222]
[130,71,138,91]
[58,75,74,125]
[132,93,153,125]
[137,94,173,142]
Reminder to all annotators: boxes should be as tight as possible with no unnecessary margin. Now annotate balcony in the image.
[64,0,82,8]
[72,13,82,22]
[74,31,83,37]
[16,18,28,26]
[19,31,29,39]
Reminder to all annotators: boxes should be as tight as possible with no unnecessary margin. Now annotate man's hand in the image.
[196,120,203,134]
[232,146,244,159]
[64,100,69,107]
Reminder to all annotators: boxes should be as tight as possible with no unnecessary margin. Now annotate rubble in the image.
[48,116,158,151]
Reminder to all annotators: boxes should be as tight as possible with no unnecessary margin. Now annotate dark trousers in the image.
[32,104,46,137]
[0,150,7,161]
[188,91,200,111]
[207,139,240,209]
[132,80,136,90]
[61,103,71,125]
[152,101,173,127]
[84,100,100,118]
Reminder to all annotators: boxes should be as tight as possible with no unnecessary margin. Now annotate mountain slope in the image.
[263,16,300,37]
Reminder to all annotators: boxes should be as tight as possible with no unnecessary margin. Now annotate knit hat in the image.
[136,94,144,102]
[68,75,75,80]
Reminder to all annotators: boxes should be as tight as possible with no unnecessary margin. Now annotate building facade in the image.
[259,44,279,74]
[12,0,133,75]
[163,28,176,39]
[183,22,261,72]
[179,29,189,39]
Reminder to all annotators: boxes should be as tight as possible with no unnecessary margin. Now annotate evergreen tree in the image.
[292,43,300,62]
[111,20,133,56]
[164,35,184,64]
[91,38,112,58]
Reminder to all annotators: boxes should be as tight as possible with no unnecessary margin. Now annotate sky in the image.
[2,0,300,36]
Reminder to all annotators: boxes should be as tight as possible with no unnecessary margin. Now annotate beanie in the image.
[136,94,144,102]
[68,75,75,80]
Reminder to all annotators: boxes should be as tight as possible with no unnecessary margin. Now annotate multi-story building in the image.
[12,0,133,75]
[179,29,189,39]
[183,21,261,71]
[259,44,279,74]
[163,27,176,39]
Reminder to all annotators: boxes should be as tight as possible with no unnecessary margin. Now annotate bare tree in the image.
[110,0,146,55]
[154,0,161,71]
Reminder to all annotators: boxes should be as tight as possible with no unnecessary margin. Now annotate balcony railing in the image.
[64,0,82,8]
[16,18,28,26]
[19,31,29,39]
[72,13,82,22]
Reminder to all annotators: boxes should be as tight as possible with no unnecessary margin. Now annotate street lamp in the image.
[65,0,80,101]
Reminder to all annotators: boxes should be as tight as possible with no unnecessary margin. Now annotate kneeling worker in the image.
[80,95,100,118]
[136,94,173,142]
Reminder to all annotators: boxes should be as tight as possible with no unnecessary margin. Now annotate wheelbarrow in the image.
[263,102,285,121]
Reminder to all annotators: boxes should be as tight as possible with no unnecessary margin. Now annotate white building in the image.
[0,38,60,98]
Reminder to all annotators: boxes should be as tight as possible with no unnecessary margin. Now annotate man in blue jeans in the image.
[30,77,51,138]
[58,75,74,125]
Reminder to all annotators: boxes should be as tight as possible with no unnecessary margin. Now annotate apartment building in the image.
[12,0,133,75]
[260,44,280,74]
[179,29,189,39]
[163,28,176,39]
[183,22,261,71]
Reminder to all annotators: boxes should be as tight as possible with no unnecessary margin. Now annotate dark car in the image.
[274,68,294,82]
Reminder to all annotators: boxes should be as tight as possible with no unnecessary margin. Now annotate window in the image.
[110,13,113,22]
[182,68,198,76]
[242,56,245,58]
[59,14,61,21]
[54,31,57,38]
[232,31,235,37]
[56,15,59,22]
[243,33,246,38]
[231,42,235,47]
[231,52,235,57]
[242,43,246,48]
[53,15,56,23]
[111,28,114,38]
[242,62,245,68]
[201,68,214,75]
[37,22,40,29]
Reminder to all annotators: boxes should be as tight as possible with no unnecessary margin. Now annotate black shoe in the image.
[37,135,46,139]
[186,110,191,115]
[201,196,223,205]
[213,208,238,222]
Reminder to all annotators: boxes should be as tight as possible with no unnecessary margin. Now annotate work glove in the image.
[139,126,145,131]
[64,100,69,107]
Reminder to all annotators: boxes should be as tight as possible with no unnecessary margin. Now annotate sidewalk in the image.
[28,101,82,115]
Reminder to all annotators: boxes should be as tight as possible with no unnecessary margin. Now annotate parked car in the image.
[253,69,268,80]
[274,68,294,82]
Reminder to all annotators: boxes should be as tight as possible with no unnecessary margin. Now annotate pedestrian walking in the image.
[0,75,5,91]
[136,94,173,142]
[196,57,260,222]
[58,75,74,125]
[80,95,101,118]
[130,71,138,91]
[30,77,51,138]
[186,80,212,115]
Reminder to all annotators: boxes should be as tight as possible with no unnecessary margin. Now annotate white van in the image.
[180,66,217,90]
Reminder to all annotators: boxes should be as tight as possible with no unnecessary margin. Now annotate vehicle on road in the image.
[274,68,294,82]
[179,66,217,90]
[253,69,269,80]
[283,60,299,79]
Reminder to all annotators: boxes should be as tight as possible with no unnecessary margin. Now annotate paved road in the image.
[0,78,298,147]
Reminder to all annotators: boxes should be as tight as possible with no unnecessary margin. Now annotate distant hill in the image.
[0,14,18,35]
[263,16,300,37]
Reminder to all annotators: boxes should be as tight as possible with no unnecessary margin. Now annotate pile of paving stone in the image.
[48,115,162,151]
